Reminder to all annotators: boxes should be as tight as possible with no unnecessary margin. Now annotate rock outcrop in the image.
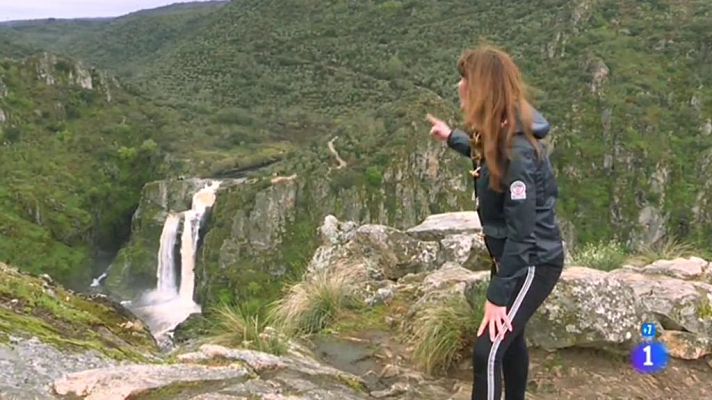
[0,263,158,398]
[305,214,712,361]
[306,212,491,304]
[53,344,369,400]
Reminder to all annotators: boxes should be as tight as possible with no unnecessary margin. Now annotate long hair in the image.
[457,45,540,192]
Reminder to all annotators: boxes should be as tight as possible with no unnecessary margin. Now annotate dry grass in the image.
[208,303,286,355]
[270,269,360,336]
[627,237,697,267]
[410,295,481,375]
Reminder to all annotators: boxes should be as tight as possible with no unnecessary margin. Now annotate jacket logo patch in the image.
[510,180,527,200]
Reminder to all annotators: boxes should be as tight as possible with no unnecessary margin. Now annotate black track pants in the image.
[471,264,562,400]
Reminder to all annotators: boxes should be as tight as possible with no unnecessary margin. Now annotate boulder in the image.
[307,218,440,283]
[659,331,712,360]
[609,269,712,335]
[406,212,481,241]
[53,364,251,400]
[635,257,711,283]
[528,264,712,359]
[54,344,370,400]
[439,233,490,271]
[354,225,440,280]
[527,267,642,351]
[408,262,489,321]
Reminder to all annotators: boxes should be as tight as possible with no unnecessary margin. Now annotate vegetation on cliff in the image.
[4,0,711,249]
[0,262,158,360]
[1,0,710,308]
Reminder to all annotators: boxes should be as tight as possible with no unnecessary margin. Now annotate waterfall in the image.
[156,213,181,294]
[179,181,220,300]
[128,180,222,340]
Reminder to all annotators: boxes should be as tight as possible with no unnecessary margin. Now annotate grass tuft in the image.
[627,237,697,267]
[270,269,360,336]
[410,295,482,375]
[207,303,287,355]
[572,240,628,271]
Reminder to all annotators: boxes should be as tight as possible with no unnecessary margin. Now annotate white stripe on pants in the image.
[486,266,536,400]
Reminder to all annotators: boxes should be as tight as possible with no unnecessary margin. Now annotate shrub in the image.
[573,240,628,271]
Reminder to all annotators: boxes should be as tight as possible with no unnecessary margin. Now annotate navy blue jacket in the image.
[447,110,564,306]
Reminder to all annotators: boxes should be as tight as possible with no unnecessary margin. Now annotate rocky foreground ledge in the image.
[53,344,368,400]
[2,213,712,399]
[310,213,712,360]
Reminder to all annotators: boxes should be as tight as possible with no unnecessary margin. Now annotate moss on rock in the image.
[0,262,159,361]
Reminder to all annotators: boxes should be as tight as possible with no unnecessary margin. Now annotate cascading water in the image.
[156,213,181,294]
[127,180,222,341]
[179,181,220,300]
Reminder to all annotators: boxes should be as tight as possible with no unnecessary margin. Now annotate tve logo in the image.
[631,322,669,374]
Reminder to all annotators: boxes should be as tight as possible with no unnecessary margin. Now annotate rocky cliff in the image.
[14,213,712,400]
[197,129,477,307]
[106,126,476,305]
[304,213,712,363]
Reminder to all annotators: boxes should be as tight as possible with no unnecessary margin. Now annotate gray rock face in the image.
[0,337,117,399]
[53,344,369,400]
[528,262,712,359]
[528,267,641,351]
[307,214,490,289]
[439,233,490,271]
[54,363,251,400]
[632,257,711,283]
[307,218,442,284]
[70,63,93,89]
[354,225,440,280]
[420,262,488,301]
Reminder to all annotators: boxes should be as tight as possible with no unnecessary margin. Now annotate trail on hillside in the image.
[328,136,348,170]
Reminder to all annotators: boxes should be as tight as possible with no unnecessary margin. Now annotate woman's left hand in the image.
[477,300,513,341]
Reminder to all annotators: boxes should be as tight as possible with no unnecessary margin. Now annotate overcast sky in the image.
[0,1,214,22]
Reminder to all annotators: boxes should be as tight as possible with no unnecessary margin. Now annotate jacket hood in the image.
[515,108,551,139]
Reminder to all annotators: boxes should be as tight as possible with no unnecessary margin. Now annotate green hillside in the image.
[0,1,228,79]
[0,53,286,288]
[148,0,712,245]
[1,0,711,284]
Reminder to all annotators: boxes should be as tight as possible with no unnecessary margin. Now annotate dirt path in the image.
[309,332,712,400]
[328,136,347,169]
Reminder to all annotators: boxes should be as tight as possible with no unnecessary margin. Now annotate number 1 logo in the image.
[632,342,669,374]
[643,345,653,367]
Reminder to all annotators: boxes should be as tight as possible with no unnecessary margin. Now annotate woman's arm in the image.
[446,128,472,158]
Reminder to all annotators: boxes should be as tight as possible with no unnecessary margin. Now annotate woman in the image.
[428,45,565,400]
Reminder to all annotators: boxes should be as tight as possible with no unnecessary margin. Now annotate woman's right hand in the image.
[427,114,451,142]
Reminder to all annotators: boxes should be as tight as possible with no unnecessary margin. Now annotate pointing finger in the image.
[426,113,440,125]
